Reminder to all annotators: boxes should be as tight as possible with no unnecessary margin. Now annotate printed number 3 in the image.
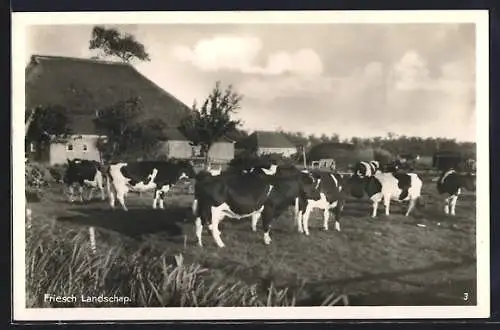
[464,292,469,301]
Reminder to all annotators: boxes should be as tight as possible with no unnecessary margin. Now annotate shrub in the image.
[25,162,49,202]
[373,148,393,165]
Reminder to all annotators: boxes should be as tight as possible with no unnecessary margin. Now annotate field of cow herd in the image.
[24,158,477,308]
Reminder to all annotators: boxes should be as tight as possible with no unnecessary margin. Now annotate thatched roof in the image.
[253,131,296,148]
[163,128,189,141]
[25,55,191,135]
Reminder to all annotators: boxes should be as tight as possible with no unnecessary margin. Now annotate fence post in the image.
[26,207,32,231]
[88,226,97,254]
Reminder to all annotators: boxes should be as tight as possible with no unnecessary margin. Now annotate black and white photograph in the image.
[13,10,490,321]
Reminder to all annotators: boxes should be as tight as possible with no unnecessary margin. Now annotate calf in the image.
[436,169,476,215]
[106,160,195,211]
[63,159,106,202]
[298,171,346,235]
[348,171,423,217]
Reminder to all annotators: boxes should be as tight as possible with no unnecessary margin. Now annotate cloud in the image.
[239,75,338,101]
[391,50,475,94]
[172,35,323,76]
[392,50,432,90]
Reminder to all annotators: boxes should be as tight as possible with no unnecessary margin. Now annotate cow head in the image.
[176,160,196,182]
[354,161,372,178]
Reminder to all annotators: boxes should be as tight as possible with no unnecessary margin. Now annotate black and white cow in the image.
[348,170,423,217]
[436,169,476,216]
[297,170,346,235]
[193,166,317,247]
[192,170,274,247]
[243,163,346,236]
[63,159,106,202]
[106,160,195,211]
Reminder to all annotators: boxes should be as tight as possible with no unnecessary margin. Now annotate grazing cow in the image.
[348,171,423,217]
[106,160,195,211]
[63,159,106,202]
[193,170,274,247]
[436,169,476,215]
[298,171,346,235]
[244,163,348,236]
[193,166,317,247]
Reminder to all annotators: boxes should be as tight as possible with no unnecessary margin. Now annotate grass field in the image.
[25,175,477,307]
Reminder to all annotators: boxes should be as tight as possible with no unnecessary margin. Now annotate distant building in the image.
[306,142,374,171]
[432,150,476,172]
[236,131,297,157]
[25,54,192,165]
[159,128,235,163]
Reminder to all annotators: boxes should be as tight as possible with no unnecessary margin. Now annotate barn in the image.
[158,128,235,164]
[432,150,476,172]
[236,131,297,157]
[305,142,375,171]
[25,54,192,165]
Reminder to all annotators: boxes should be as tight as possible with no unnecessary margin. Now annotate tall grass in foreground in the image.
[26,219,347,307]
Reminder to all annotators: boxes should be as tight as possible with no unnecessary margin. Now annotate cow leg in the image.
[115,187,128,211]
[78,185,84,202]
[195,217,203,247]
[159,192,165,209]
[67,185,75,203]
[152,190,160,209]
[294,197,303,233]
[100,185,106,201]
[297,197,307,233]
[195,202,211,247]
[296,211,304,233]
[96,172,106,201]
[88,187,94,201]
[210,207,225,248]
[444,196,451,214]
[383,194,391,216]
[334,200,344,231]
[450,195,459,216]
[302,203,313,236]
[108,184,116,209]
[405,198,417,217]
[371,200,379,218]
[159,185,170,209]
[323,208,329,231]
[261,208,273,245]
[251,213,260,232]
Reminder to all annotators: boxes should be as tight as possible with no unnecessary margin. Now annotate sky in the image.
[26,23,477,142]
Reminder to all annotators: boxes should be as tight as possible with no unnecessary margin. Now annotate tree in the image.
[89,26,151,63]
[93,96,166,161]
[26,105,72,144]
[179,81,242,167]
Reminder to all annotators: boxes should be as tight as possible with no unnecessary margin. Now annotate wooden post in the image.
[302,146,307,170]
[26,207,32,231]
[88,226,96,254]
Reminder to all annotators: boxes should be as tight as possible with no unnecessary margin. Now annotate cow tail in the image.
[103,164,113,200]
